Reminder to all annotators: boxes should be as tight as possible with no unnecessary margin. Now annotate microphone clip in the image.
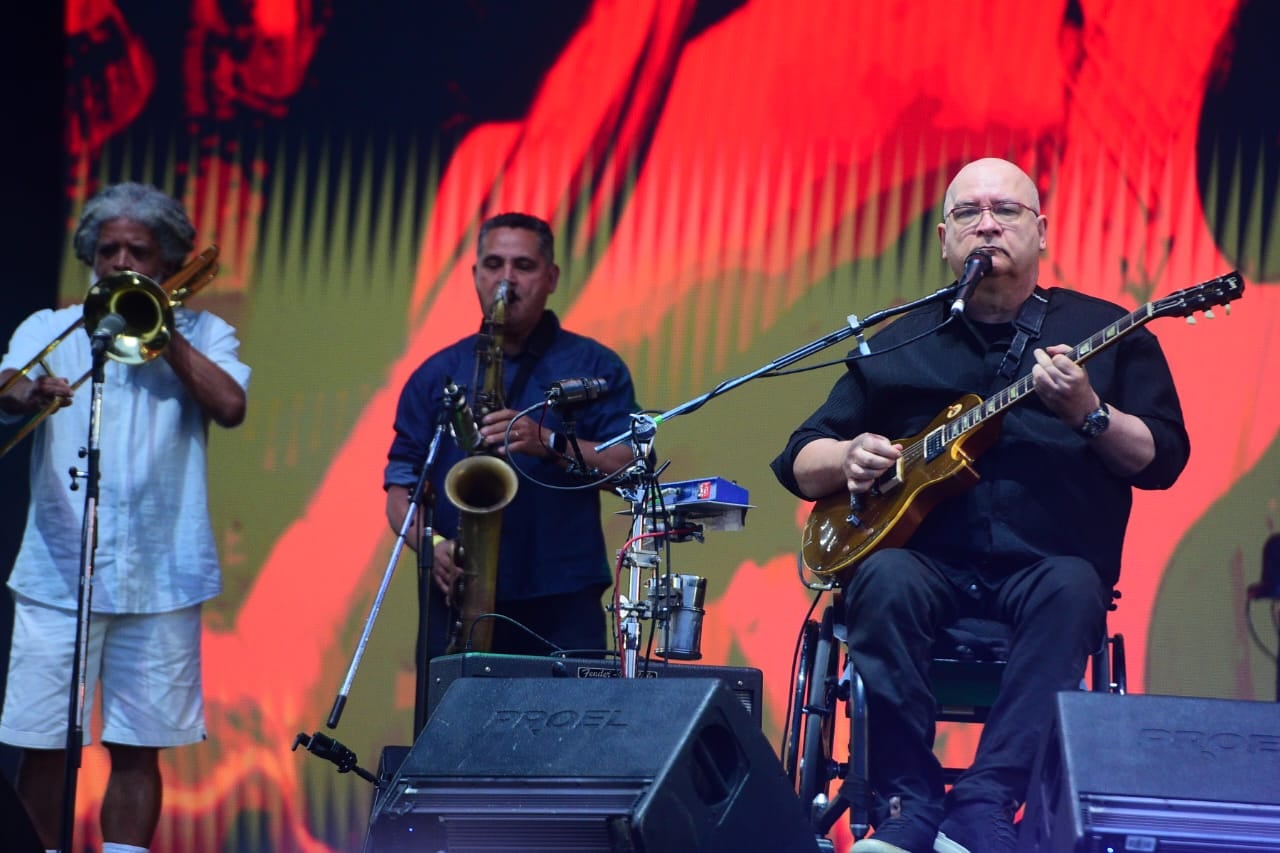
[292,731,379,785]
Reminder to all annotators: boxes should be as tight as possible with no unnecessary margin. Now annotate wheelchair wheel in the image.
[785,617,820,786]
[797,605,841,814]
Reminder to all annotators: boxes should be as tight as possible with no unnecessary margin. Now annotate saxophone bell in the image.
[442,454,518,654]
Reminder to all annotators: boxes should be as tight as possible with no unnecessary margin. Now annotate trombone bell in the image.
[84,271,175,364]
[0,246,219,461]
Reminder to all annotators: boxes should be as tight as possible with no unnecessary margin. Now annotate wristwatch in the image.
[549,430,569,454]
[1076,403,1111,439]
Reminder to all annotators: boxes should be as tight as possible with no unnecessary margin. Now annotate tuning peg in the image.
[1225,304,1232,315]
[1204,308,1216,319]
[1185,316,1197,325]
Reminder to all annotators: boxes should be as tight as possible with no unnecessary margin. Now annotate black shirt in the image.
[771,288,1190,587]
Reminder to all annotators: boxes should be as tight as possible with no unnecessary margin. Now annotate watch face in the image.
[1080,406,1110,437]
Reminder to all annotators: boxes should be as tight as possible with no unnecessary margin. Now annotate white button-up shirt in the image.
[1,304,251,613]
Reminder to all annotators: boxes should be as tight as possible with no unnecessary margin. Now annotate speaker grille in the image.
[1082,795,1280,848]
[391,780,646,816]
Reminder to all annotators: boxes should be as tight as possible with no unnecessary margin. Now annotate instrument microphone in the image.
[547,377,609,406]
[90,312,127,354]
[949,250,994,317]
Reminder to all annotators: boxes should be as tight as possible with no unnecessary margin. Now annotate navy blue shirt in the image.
[771,288,1190,587]
[386,311,639,600]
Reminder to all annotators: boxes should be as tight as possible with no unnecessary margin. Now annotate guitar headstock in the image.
[1152,271,1246,321]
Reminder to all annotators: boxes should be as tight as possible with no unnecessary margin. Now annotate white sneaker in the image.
[849,831,969,853]
[934,831,971,853]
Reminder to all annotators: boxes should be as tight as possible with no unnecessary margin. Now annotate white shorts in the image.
[0,595,206,749]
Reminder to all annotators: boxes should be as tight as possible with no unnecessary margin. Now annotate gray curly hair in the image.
[72,183,196,272]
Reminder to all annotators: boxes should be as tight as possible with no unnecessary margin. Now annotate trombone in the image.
[0,245,220,459]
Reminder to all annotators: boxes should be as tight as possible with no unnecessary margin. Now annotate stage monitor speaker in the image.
[425,652,766,727]
[365,677,817,853]
[1020,691,1280,852]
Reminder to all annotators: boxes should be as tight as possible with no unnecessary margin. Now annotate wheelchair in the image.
[784,585,1126,846]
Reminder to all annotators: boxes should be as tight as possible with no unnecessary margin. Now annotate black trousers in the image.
[842,549,1108,826]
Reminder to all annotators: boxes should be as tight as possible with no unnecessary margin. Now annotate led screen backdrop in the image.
[8,0,1280,850]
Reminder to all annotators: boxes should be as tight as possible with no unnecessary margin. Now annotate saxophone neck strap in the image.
[506,310,559,403]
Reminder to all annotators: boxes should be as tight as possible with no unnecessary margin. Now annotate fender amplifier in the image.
[425,652,765,726]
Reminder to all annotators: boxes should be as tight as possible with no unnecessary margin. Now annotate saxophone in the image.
[442,281,519,654]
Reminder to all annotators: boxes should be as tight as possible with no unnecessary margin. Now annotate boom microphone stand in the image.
[595,281,968,678]
[58,336,113,853]
[594,278,967,453]
[324,410,445,734]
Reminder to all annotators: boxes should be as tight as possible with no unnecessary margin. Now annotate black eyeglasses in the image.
[945,201,1039,227]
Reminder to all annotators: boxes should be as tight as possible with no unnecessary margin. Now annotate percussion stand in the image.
[58,342,111,853]
[617,413,659,679]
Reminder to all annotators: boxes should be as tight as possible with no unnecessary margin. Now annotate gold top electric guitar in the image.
[802,271,1245,584]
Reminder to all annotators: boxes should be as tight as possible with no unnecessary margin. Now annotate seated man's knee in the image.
[1047,557,1108,606]
[845,550,934,618]
[1031,557,1108,641]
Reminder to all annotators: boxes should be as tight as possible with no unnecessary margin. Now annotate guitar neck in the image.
[938,301,1156,445]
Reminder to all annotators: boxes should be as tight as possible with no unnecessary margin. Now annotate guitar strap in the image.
[997,287,1049,380]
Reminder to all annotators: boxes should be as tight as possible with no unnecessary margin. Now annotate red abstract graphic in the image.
[55,1,1279,849]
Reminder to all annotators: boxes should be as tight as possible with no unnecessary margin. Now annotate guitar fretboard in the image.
[901,270,1241,466]
[953,302,1152,439]
[913,303,1156,463]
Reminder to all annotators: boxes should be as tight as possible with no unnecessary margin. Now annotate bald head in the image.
[937,158,1048,317]
[942,157,1039,213]
[943,158,1040,214]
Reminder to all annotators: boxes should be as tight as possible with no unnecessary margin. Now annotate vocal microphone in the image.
[949,250,994,317]
[547,377,609,406]
[90,312,127,354]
